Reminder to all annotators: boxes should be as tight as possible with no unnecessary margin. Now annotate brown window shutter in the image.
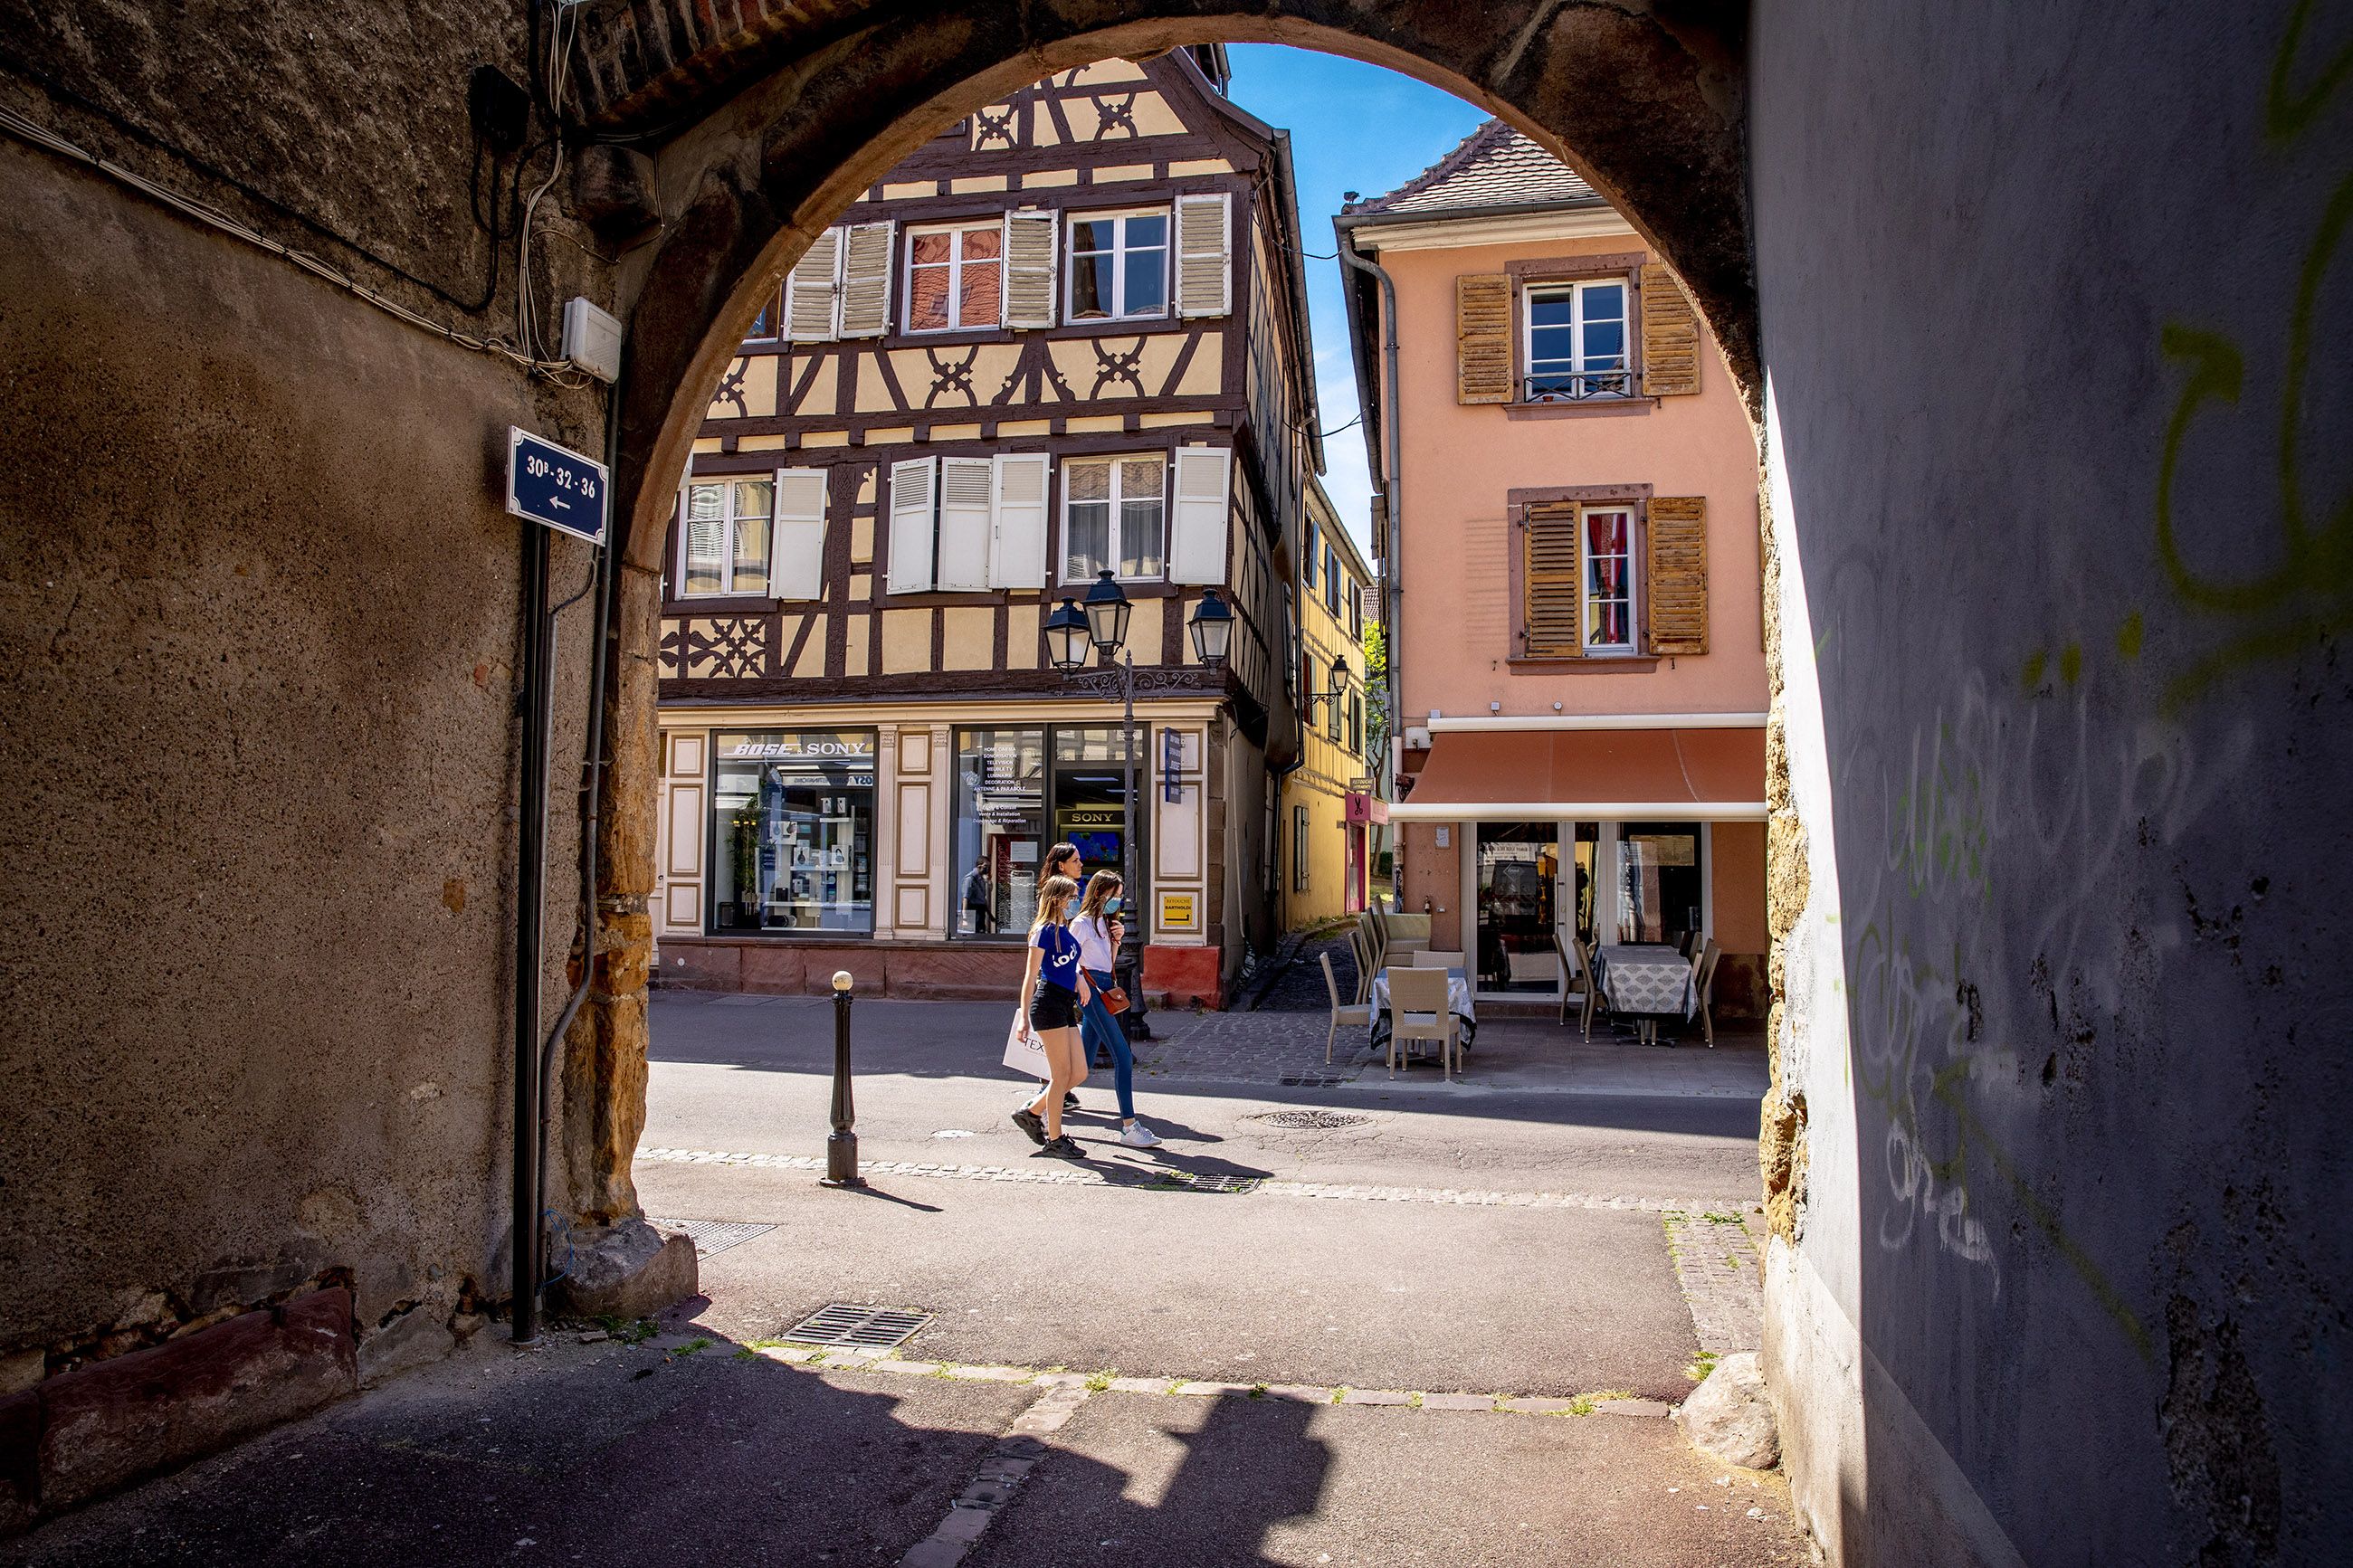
[1456,273,1513,404]
[1522,504,1584,657]
[1645,496,1709,654]
[1639,263,1701,396]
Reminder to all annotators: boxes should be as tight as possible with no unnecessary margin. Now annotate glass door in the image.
[1473,822,1560,995]
[1615,822,1704,948]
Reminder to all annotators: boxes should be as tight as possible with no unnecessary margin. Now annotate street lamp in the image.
[1302,649,1356,721]
[1045,574,1235,1042]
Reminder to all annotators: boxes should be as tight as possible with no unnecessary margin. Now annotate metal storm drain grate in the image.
[1246,1109,1374,1131]
[1151,1172,1263,1194]
[1279,1073,1351,1088]
[651,1219,776,1259]
[781,1304,934,1349]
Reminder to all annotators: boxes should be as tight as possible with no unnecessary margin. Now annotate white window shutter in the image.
[771,468,830,602]
[838,221,895,337]
[1167,446,1232,584]
[1174,193,1232,318]
[936,456,996,590]
[784,227,843,342]
[1002,209,1058,329]
[987,453,1052,588]
[886,457,937,594]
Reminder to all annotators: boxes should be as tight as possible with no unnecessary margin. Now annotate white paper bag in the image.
[1001,1016,1046,1076]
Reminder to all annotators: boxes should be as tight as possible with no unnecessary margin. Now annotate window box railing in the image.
[1523,368,1634,403]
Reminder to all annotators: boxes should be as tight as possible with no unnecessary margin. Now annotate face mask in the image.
[1106,898,1122,914]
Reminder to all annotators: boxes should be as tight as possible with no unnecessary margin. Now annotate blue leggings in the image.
[1080,967,1135,1120]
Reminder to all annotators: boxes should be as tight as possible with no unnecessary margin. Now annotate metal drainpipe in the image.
[525,361,626,1328]
[511,523,553,1345]
[1336,233,1402,896]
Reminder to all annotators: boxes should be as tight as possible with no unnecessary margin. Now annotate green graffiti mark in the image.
[2157,5,2352,707]
[2116,610,2144,660]
[2059,642,2082,686]
[2020,649,2047,693]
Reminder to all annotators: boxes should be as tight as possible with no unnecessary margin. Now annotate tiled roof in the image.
[1342,119,1597,217]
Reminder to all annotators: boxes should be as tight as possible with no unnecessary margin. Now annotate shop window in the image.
[1615,822,1704,948]
[1066,208,1168,322]
[1475,822,1559,993]
[678,478,773,599]
[710,730,875,934]
[1063,454,1166,581]
[907,222,1004,332]
[955,727,1045,937]
[1053,727,1141,897]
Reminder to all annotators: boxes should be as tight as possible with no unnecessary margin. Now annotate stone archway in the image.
[563,0,1767,1223]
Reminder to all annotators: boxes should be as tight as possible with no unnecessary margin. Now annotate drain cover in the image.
[1245,1109,1374,1130]
[782,1303,933,1349]
[1279,1073,1351,1088]
[1151,1172,1262,1194]
[650,1219,776,1259]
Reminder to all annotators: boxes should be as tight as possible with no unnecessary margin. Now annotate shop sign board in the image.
[505,427,609,545]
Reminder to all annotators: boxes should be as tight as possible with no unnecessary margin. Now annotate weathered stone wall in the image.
[1750,2,2351,1563]
[0,0,609,1440]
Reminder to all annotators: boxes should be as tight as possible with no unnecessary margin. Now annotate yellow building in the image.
[1279,477,1382,927]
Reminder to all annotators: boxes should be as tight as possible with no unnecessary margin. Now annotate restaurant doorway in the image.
[1472,822,1558,996]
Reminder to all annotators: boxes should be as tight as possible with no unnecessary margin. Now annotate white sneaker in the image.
[1118,1123,1163,1147]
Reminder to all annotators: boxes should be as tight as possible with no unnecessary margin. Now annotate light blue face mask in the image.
[1105,897,1122,915]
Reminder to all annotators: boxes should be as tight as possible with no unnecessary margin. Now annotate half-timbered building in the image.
[653,48,1319,1008]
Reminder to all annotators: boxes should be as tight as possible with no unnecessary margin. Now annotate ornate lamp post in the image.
[1046,574,1233,1037]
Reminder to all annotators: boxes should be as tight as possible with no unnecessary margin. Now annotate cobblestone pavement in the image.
[1136,1003,1376,1084]
[1248,927,1360,1012]
[1662,1205,1767,1354]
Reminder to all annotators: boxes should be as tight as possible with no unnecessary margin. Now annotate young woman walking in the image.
[1034,842,1086,1113]
[1072,873,1160,1147]
[1012,874,1091,1159]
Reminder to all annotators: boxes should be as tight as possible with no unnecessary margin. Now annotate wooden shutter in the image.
[770,468,829,602]
[935,456,995,590]
[988,452,1051,588]
[784,227,843,342]
[1174,193,1232,318]
[1002,209,1058,328]
[886,457,936,594]
[837,220,895,337]
[1521,504,1582,657]
[1167,446,1232,584]
[1455,273,1512,404]
[1638,263,1701,396]
[1644,496,1709,653]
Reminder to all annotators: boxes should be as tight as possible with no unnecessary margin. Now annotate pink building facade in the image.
[1339,123,1767,1017]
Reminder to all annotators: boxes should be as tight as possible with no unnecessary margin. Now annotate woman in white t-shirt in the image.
[1072,872,1159,1147]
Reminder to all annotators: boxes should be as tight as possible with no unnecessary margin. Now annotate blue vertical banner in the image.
[505,427,609,546]
[1161,727,1181,803]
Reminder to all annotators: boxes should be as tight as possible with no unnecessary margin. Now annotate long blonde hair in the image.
[1077,871,1122,924]
[1031,875,1080,935]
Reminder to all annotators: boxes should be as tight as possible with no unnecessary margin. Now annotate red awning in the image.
[1391,727,1766,820]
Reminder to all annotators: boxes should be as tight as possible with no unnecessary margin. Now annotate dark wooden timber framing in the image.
[656,52,1316,742]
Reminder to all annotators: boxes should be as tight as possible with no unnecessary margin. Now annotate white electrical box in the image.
[561,296,623,383]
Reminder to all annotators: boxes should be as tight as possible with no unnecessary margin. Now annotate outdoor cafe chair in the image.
[1693,939,1722,1048]
[1411,949,1467,968]
[1555,929,1590,1027]
[1346,926,1375,1004]
[1580,936,1606,1039]
[1386,965,1460,1080]
[1321,952,1374,1065]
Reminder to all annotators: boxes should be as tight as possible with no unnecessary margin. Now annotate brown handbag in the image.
[1100,985,1130,1015]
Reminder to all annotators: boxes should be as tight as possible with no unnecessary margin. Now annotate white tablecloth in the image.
[1594,945,1698,1019]
[1367,968,1477,1046]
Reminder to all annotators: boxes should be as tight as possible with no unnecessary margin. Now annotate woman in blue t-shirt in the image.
[1012,874,1093,1158]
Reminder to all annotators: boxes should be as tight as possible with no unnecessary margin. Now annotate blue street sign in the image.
[506,427,609,546]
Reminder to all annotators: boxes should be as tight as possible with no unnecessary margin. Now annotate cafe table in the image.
[1367,966,1478,1059]
[1593,944,1698,1045]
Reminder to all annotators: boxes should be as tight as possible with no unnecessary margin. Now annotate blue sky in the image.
[1224,44,1489,558]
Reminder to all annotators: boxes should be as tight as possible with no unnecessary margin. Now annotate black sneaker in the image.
[1035,1136,1086,1159]
[1062,1092,1081,1113]
[1011,1108,1047,1145]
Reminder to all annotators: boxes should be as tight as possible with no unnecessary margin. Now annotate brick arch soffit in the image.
[586,1,1759,572]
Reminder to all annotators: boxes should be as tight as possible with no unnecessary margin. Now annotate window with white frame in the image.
[1581,506,1637,651]
[678,478,774,598]
[1062,454,1167,580]
[1525,279,1630,401]
[906,222,1004,332]
[1065,209,1169,322]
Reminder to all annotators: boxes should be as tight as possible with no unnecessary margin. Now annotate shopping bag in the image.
[1002,1016,1047,1076]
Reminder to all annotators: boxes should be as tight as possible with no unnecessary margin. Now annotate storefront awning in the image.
[1389,727,1767,821]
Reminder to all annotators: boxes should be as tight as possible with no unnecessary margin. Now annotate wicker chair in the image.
[1386,965,1460,1080]
[1321,952,1374,1065]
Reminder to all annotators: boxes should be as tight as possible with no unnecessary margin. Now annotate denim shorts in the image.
[1027,983,1081,1031]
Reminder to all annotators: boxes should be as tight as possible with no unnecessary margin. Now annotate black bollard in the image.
[821,969,864,1188]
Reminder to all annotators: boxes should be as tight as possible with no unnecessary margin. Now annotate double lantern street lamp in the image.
[1045,572,1233,1040]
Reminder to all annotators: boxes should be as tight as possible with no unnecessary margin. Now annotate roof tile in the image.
[1343,119,1597,217]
